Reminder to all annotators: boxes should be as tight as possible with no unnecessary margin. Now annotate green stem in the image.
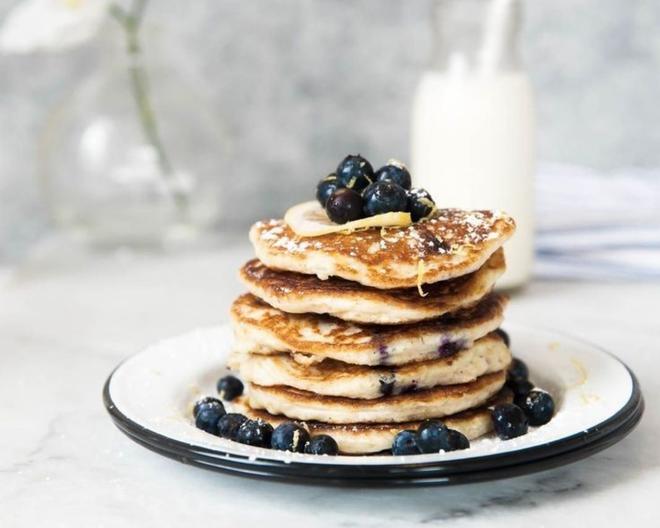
[109,0,187,215]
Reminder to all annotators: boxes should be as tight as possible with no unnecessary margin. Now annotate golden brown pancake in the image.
[249,209,515,289]
[235,389,512,454]
[232,332,510,399]
[239,249,505,325]
[230,292,507,366]
[245,370,506,424]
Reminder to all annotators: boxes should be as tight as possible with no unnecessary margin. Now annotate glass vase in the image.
[40,23,227,249]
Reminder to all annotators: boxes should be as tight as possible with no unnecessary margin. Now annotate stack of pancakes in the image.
[229,209,517,454]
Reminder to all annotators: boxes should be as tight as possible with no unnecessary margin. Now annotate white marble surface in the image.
[0,244,657,527]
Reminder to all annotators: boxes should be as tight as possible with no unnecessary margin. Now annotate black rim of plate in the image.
[102,347,644,487]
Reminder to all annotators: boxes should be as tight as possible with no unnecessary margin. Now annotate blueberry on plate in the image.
[407,188,436,222]
[416,420,448,453]
[271,422,310,453]
[192,396,223,418]
[417,420,469,452]
[495,328,511,347]
[326,188,364,224]
[336,154,374,192]
[438,429,470,451]
[217,413,248,440]
[216,375,244,401]
[508,357,529,383]
[508,378,534,398]
[374,159,412,190]
[194,401,226,435]
[362,181,409,217]
[305,435,339,456]
[491,403,529,440]
[517,390,555,426]
[392,430,420,455]
[236,419,274,447]
[316,174,340,207]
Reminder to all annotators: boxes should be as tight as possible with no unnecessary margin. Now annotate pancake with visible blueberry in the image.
[234,389,512,454]
[230,293,507,366]
[239,249,505,325]
[244,370,506,424]
[231,332,511,399]
[249,208,515,290]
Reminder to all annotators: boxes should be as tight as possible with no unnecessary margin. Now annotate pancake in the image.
[235,389,512,454]
[239,249,505,325]
[230,293,507,366]
[245,370,506,424]
[232,332,511,399]
[249,209,515,289]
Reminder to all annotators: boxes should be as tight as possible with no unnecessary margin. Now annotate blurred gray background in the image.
[1,0,659,260]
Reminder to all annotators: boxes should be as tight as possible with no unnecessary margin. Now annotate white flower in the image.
[0,0,110,54]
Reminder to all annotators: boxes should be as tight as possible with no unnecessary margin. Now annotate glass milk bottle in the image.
[411,0,535,289]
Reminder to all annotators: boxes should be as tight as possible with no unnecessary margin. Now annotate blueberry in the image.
[316,174,340,207]
[326,188,364,224]
[216,375,244,401]
[518,390,555,426]
[439,429,470,451]
[236,419,273,447]
[192,396,223,418]
[416,420,448,453]
[217,413,248,440]
[362,181,409,217]
[194,401,226,435]
[374,160,412,190]
[305,435,339,456]
[407,188,436,222]
[508,358,529,383]
[508,378,534,398]
[491,403,529,440]
[495,328,511,347]
[336,154,374,192]
[417,421,469,452]
[271,422,310,453]
[392,430,420,455]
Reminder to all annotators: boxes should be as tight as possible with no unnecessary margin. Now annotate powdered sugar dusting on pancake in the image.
[256,209,507,259]
[250,209,515,289]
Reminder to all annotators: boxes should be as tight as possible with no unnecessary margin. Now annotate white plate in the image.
[103,323,643,486]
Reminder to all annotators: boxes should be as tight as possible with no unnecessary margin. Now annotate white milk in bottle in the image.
[411,0,535,289]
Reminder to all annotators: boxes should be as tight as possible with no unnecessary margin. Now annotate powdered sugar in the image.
[257,209,510,259]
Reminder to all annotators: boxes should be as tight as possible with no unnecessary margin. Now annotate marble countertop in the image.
[0,244,657,527]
